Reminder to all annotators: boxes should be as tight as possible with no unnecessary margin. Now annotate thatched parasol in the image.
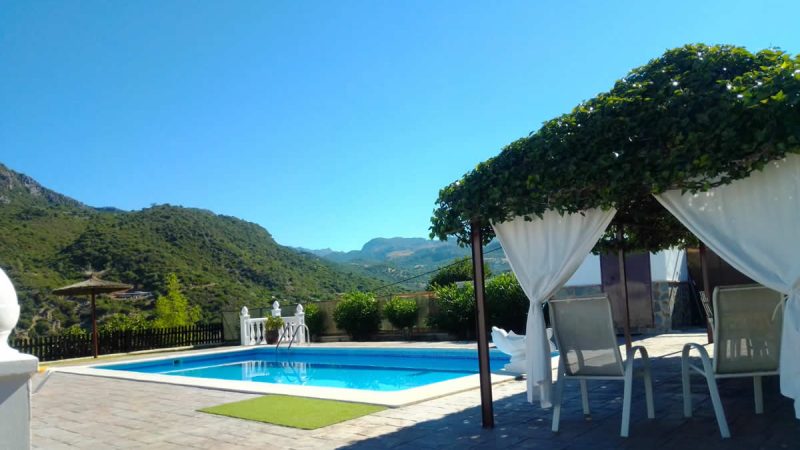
[53,272,132,358]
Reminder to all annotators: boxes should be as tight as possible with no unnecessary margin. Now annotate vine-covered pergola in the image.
[430,44,800,428]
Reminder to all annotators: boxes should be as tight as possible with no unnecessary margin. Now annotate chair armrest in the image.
[682,342,713,375]
[682,342,711,360]
[626,345,650,362]
[624,345,652,378]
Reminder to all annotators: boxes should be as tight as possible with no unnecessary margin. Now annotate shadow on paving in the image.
[343,357,800,450]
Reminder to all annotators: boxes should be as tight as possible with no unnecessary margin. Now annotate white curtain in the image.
[492,208,616,407]
[656,154,800,418]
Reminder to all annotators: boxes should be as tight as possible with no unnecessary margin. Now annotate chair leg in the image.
[705,374,731,438]
[681,346,693,418]
[621,371,633,438]
[621,345,654,437]
[551,370,565,432]
[643,359,655,419]
[580,379,590,416]
[754,376,764,414]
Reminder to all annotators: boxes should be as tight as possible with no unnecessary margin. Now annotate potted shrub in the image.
[265,316,284,344]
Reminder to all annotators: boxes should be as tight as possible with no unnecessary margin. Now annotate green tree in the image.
[427,256,492,289]
[154,273,201,328]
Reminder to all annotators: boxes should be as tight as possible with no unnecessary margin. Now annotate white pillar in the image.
[295,304,306,344]
[239,306,250,346]
[0,268,38,450]
[271,301,281,318]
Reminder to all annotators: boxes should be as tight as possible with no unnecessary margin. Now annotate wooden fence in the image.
[10,323,224,362]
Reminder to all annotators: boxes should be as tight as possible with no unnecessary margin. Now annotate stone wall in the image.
[651,281,698,332]
[552,284,603,299]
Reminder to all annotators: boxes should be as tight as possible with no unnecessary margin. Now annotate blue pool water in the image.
[98,347,512,391]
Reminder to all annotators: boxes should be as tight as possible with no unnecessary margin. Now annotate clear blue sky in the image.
[2,1,798,251]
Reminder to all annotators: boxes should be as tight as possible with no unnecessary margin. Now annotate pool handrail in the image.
[287,324,311,350]
[276,323,310,350]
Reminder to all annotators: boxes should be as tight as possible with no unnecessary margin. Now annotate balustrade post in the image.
[239,306,250,346]
[271,301,281,318]
[295,304,306,343]
[0,268,38,449]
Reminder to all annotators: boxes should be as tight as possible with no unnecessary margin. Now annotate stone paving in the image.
[32,333,800,449]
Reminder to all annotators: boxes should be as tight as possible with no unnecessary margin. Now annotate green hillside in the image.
[0,164,390,336]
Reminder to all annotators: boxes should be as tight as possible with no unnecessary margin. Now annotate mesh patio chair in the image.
[549,295,654,438]
[681,284,784,438]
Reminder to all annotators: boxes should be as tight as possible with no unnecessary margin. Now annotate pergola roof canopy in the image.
[430,44,800,250]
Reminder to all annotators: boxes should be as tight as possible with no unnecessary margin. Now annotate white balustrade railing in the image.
[240,302,308,347]
[244,317,267,345]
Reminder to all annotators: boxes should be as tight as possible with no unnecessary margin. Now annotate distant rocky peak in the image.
[0,163,86,208]
[360,237,437,255]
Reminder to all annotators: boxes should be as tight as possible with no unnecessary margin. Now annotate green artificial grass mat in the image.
[198,395,386,430]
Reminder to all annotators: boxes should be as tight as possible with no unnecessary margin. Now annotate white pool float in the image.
[491,326,556,374]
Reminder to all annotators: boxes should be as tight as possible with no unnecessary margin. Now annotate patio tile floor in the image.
[31,333,800,449]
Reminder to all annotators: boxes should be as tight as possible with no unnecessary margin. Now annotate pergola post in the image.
[470,220,494,428]
[616,226,633,352]
[91,293,98,358]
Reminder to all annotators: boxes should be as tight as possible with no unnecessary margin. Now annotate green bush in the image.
[304,303,326,341]
[99,312,151,333]
[485,273,528,334]
[333,291,381,340]
[430,272,530,339]
[62,324,88,337]
[429,283,475,339]
[384,297,419,332]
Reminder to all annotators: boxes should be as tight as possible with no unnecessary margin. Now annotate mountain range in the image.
[297,237,508,290]
[0,163,509,337]
[0,163,392,336]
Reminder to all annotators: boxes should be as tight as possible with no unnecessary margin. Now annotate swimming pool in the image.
[99,347,511,392]
[57,345,534,406]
